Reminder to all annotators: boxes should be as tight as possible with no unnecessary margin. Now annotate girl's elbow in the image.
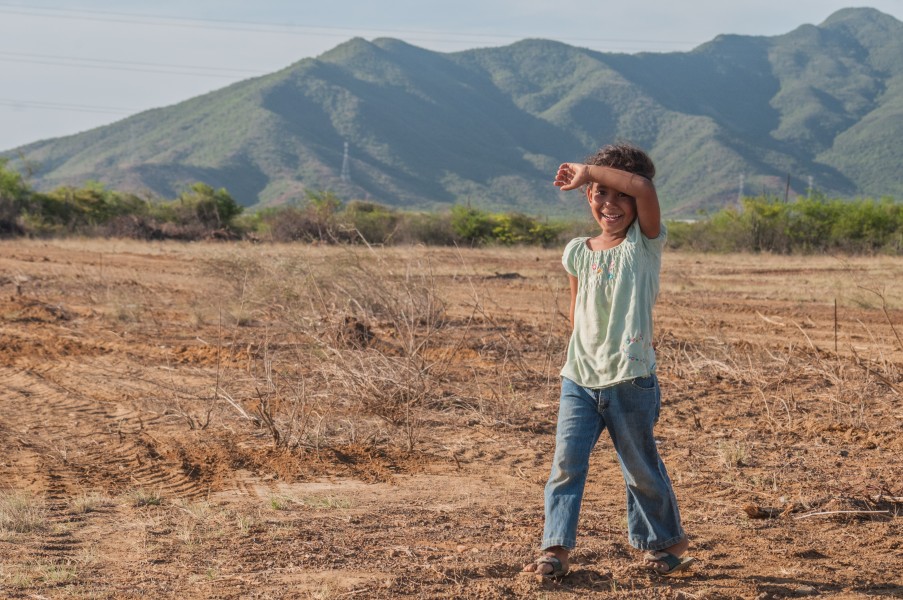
[644,225,662,240]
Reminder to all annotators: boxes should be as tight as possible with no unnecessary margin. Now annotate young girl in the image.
[522,144,694,578]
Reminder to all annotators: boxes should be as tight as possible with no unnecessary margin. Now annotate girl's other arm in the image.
[568,274,578,330]
[555,163,661,239]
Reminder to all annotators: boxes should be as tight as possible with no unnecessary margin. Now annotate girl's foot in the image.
[522,546,570,578]
[644,537,693,575]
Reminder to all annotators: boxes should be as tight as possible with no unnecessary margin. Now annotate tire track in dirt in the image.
[0,366,94,568]
[0,364,210,502]
[0,360,215,581]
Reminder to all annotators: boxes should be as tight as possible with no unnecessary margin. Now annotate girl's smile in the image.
[587,184,637,237]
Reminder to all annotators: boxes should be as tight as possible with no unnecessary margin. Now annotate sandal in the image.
[523,554,569,579]
[643,551,696,575]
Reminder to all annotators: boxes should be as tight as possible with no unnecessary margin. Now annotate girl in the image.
[522,144,694,578]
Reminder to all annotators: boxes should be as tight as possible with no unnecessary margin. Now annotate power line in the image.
[0,50,265,76]
[0,3,700,49]
[0,8,700,90]
[0,53,267,79]
[0,4,703,122]
[0,97,136,116]
[0,2,367,33]
[0,5,350,38]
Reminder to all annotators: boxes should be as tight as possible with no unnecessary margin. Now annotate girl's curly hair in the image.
[585,143,655,181]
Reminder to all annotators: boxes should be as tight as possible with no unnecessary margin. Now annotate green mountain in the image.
[4,7,902,216]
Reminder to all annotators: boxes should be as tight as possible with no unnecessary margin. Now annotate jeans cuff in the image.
[541,538,576,551]
[629,532,684,552]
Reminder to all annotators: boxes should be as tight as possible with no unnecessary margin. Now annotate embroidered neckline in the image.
[583,236,626,253]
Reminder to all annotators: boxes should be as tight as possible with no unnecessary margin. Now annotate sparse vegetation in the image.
[129,488,163,508]
[299,496,352,510]
[0,492,45,534]
[0,239,900,598]
[268,496,291,511]
[38,562,77,584]
[70,492,111,515]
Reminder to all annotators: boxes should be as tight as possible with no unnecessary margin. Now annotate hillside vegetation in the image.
[3,8,902,217]
[3,159,902,254]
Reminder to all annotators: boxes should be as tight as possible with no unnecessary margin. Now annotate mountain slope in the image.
[5,7,902,216]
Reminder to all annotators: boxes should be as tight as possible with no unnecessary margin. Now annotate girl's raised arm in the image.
[555,163,661,239]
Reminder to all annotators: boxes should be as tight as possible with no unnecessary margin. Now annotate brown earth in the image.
[0,239,900,599]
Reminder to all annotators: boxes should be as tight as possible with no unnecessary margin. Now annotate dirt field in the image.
[0,239,900,599]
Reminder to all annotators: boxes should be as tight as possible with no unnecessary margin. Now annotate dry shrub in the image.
[656,319,902,510]
[103,214,165,240]
[319,347,437,451]
[310,252,450,451]
[262,207,320,242]
[322,253,448,355]
[249,345,326,451]
[204,247,452,452]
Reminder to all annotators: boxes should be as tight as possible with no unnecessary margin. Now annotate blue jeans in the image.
[542,375,684,552]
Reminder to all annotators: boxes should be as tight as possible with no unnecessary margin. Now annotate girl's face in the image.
[587,183,637,237]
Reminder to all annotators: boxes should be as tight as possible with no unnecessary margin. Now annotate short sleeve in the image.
[561,237,586,276]
[639,222,667,253]
[646,223,668,249]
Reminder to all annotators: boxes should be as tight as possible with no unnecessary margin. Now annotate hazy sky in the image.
[1,1,901,151]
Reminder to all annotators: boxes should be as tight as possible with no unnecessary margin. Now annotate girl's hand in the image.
[554,163,590,191]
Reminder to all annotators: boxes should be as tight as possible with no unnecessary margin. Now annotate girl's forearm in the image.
[584,165,656,200]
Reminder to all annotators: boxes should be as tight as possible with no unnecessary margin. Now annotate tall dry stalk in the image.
[309,250,451,451]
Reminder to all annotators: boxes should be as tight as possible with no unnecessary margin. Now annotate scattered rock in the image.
[794,584,819,596]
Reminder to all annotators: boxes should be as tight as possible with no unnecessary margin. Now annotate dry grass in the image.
[0,492,45,535]
[0,239,901,599]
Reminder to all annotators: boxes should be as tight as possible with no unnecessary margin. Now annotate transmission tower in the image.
[340,141,350,183]
[737,173,745,206]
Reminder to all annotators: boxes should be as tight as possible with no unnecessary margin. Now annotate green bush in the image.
[394,212,458,245]
[154,183,243,230]
[305,190,343,241]
[667,195,903,254]
[492,212,560,245]
[450,205,496,244]
[341,200,400,244]
[450,204,564,246]
[18,182,151,235]
[0,158,31,235]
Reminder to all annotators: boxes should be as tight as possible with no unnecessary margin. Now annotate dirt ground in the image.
[0,239,900,599]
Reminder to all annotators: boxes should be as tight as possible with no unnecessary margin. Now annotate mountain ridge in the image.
[5,7,902,217]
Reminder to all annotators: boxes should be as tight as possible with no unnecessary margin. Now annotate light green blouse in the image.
[561,221,666,389]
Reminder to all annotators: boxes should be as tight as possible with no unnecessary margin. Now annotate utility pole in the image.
[127,122,136,168]
[737,173,745,207]
[340,141,350,183]
[807,175,814,200]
